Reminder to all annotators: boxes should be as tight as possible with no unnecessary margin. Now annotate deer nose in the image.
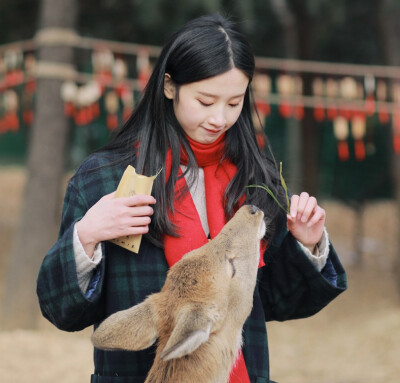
[250,205,260,214]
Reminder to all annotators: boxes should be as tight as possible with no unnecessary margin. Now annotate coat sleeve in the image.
[36,179,106,332]
[258,212,347,322]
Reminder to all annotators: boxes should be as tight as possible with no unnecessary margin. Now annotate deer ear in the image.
[160,304,212,361]
[92,295,159,351]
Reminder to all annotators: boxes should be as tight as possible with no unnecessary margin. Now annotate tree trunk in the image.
[1,0,78,329]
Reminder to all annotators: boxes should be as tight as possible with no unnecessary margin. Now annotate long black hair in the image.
[100,13,286,247]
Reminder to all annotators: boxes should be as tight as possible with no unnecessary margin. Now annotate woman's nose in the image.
[208,108,227,128]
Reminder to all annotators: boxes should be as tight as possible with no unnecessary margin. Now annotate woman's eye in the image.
[229,103,240,108]
[199,100,213,107]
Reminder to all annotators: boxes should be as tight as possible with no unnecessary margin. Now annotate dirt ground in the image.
[0,166,400,383]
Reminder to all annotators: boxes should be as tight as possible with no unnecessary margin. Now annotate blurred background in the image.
[0,0,400,382]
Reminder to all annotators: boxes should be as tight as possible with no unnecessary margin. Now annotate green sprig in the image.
[246,162,290,214]
[154,167,164,179]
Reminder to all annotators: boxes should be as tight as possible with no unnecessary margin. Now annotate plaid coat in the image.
[37,152,347,383]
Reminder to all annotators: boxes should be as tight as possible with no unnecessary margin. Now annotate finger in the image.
[296,192,310,220]
[112,216,151,237]
[122,194,156,206]
[290,195,300,218]
[128,225,150,235]
[128,205,154,217]
[307,206,326,227]
[128,216,152,227]
[300,196,317,223]
[116,225,150,238]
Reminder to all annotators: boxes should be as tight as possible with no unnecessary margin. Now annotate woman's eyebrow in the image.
[197,91,245,99]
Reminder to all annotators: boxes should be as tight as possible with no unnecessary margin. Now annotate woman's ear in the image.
[164,73,176,100]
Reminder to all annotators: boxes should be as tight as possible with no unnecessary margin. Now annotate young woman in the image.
[37,14,347,383]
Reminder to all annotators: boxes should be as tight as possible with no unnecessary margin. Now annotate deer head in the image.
[92,205,266,383]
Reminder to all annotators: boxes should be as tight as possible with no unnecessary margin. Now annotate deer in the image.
[92,204,267,383]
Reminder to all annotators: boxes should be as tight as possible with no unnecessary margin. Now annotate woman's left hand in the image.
[287,192,325,252]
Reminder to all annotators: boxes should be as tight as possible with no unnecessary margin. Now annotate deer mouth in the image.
[258,218,266,239]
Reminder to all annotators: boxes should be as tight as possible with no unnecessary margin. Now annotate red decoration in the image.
[394,136,400,154]
[339,107,353,120]
[354,140,366,161]
[107,114,119,130]
[364,95,375,116]
[327,106,338,120]
[279,101,292,118]
[64,102,75,118]
[3,112,19,132]
[23,110,34,125]
[313,103,325,122]
[293,104,305,120]
[96,70,112,94]
[256,132,266,150]
[74,108,86,126]
[378,107,390,124]
[25,79,36,94]
[255,100,270,116]
[337,141,350,161]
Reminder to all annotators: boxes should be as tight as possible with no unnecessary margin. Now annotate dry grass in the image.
[0,166,399,383]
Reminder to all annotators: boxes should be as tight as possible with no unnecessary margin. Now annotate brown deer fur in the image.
[92,205,267,383]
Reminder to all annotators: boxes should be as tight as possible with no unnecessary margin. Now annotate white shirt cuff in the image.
[297,227,329,272]
[73,223,103,293]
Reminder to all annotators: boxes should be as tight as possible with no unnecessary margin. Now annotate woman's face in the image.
[164,68,249,144]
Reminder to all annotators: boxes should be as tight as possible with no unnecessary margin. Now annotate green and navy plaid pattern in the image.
[37,152,347,383]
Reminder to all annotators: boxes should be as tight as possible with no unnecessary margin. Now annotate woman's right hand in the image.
[76,191,156,258]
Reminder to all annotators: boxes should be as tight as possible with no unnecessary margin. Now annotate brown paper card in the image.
[110,165,157,253]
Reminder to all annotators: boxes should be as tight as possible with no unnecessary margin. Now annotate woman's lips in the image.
[202,126,222,134]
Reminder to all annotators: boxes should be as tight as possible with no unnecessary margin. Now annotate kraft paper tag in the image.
[110,165,158,253]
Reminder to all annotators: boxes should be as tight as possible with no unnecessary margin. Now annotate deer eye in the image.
[229,258,236,278]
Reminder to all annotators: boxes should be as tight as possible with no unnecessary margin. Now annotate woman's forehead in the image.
[186,68,249,98]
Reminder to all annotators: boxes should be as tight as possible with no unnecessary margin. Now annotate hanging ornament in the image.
[352,81,367,119]
[253,73,271,137]
[363,74,376,116]
[121,88,134,122]
[376,80,389,124]
[391,81,400,103]
[74,86,88,126]
[326,78,339,120]
[3,90,20,132]
[105,90,119,130]
[74,82,102,126]
[86,81,102,121]
[340,76,358,120]
[251,73,269,150]
[21,92,34,125]
[312,77,325,122]
[334,116,350,161]
[253,73,271,118]
[137,49,151,91]
[93,49,114,94]
[4,49,24,89]
[114,58,128,97]
[351,115,367,161]
[277,74,293,118]
[61,81,78,118]
[24,53,36,94]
